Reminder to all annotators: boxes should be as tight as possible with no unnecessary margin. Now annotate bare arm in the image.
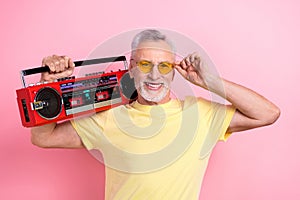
[175,52,280,133]
[213,79,280,132]
[31,55,84,148]
[31,121,84,148]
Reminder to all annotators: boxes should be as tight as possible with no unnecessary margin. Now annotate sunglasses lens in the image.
[137,61,152,73]
[158,62,173,74]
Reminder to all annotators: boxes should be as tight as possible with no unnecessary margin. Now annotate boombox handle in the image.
[20,56,128,88]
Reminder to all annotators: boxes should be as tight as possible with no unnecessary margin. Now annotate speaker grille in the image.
[120,72,137,100]
[35,87,62,119]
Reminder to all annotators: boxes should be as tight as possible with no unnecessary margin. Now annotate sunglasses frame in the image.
[132,59,175,75]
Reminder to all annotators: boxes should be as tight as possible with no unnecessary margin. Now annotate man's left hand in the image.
[174,52,218,90]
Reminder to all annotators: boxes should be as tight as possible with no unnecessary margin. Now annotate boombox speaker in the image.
[16,56,137,127]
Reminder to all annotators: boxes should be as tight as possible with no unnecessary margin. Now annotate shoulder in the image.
[182,96,235,120]
[182,96,214,110]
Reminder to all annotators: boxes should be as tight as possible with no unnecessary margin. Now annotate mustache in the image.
[135,79,170,88]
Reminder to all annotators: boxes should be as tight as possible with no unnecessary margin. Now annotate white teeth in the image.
[145,82,162,89]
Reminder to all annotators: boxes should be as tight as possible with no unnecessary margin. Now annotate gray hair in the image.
[130,29,176,57]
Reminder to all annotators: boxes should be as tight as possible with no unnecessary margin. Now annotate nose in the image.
[148,64,161,80]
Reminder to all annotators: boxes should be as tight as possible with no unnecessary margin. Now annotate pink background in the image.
[1,0,299,199]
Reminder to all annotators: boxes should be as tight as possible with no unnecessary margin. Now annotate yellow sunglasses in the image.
[134,60,174,75]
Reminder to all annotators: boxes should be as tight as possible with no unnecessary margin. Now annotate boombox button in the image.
[28,83,35,87]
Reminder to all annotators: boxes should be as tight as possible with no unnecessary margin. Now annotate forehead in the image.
[134,40,175,62]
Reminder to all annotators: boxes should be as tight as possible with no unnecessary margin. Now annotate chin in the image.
[139,88,170,104]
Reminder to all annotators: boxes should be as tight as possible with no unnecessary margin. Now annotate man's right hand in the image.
[41,55,75,82]
[31,55,84,149]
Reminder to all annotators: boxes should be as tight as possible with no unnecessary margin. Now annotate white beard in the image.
[135,80,169,103]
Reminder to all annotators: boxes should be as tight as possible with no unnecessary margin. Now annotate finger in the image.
[42,56,52,71]
[191,54,198,66]
[45,55,58,73]
[60,56,70,72]
[66,57,75,76]
[193,53,202,65]
[180,59,188,70]
[53,59,61,72]
[50,55,61,72]
[59,58,66,72]
[53,55,63,72]
[61,56,68,69]
[43,56,56,72]
[59,55,70,70]
[48,62,56,72]
[190,54,195,63]
[174,60,181,66]
[54,55,63,72]
[67,56,75,69]
[184,55,192,66]
[174,64,187,78]
[41,56,47,67]
[186,52,196,64]
[193,53,201,64]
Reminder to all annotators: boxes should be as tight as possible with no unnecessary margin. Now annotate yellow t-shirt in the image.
[71,96,235,200]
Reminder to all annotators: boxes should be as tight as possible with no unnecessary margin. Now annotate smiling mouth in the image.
[144,82,164,91]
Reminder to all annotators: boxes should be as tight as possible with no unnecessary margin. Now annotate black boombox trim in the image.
[16,56,137,127]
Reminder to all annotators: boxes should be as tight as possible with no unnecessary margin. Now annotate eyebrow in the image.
[139,60,174,64]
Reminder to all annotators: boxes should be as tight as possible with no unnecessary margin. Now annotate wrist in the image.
[204,76,226,97]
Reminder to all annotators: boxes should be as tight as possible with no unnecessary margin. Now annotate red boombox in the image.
[16,56,137,127]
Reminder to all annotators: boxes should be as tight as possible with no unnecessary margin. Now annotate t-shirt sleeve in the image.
[194,96,236,142]
[194,96,236,159]
[217,105,236,142]
[70,111,108,150]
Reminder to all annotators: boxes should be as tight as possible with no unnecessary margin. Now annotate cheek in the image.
[131,69,145,86]
[164,72,175,84]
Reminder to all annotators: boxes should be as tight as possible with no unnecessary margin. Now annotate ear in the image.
[171,69,175,81]
[128,60,134,78]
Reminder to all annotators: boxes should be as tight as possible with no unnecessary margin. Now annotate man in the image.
[31,29,280,199]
